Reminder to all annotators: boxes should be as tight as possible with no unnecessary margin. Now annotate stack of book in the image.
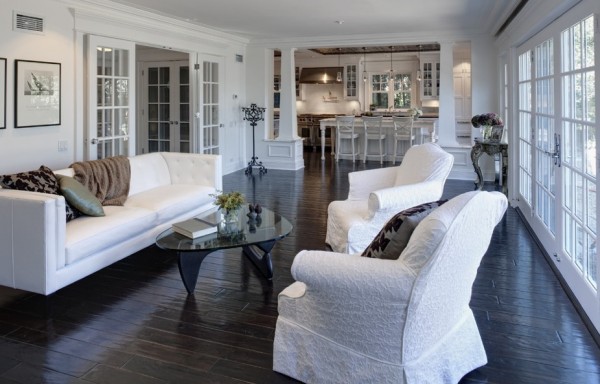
[172,211,219,239]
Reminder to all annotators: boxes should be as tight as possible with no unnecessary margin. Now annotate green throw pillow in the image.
[56,174,105,217]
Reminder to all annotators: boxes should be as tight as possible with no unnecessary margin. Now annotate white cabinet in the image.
[345,64,357,99]
[420,54,440,99]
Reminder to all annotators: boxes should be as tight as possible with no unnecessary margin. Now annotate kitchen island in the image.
[318,117,438,160]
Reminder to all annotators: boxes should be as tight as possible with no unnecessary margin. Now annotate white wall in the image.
[0,0,248,175]
[0,0,76,173]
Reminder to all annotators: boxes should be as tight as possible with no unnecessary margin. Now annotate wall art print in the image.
[0,58,6,129]
[15,59,61,128]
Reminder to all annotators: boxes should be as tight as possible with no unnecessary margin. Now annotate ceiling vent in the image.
[13,12,44,34]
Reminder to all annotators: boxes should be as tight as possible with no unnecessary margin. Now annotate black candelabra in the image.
[242,103,267,175]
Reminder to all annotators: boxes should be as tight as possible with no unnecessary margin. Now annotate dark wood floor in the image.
[0,150,599,383]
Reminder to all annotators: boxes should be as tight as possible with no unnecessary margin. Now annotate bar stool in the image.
[335,115,360,162]
[362,116,387,164]
[392,116,415,164]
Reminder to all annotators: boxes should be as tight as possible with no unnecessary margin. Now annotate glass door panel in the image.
[201,60,221,154]
[141,60,190,153]
[516,14,598,331]
[87,36,135,160]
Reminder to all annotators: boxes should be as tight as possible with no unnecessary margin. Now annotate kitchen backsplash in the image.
[296,84,360,115]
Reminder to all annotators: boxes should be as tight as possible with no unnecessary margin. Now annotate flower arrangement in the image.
[211,191,245,213]
[408,107,423,117]
[471,113,503,128]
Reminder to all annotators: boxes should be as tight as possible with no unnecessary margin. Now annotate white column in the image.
[278,47,299,141]
[438,41,459,146]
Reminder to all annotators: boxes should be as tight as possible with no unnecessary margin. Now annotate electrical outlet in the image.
[58,140,68,152]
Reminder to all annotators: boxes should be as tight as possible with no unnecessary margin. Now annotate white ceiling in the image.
[108,0,520,42]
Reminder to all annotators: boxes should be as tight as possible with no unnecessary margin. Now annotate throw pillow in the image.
[0,165,59,194]
[362,200,447,260]
[0,165,81,222]
[56,174,105,217]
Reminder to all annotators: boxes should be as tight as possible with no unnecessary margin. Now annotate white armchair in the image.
[326,142,454,254]
[274,191,508,384]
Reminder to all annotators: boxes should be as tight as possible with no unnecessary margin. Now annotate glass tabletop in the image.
[156,207,293,252]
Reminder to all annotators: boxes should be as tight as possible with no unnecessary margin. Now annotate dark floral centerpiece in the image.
[471,113,504,140]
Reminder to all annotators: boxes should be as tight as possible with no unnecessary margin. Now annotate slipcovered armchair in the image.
[274,191,508,384]
[326,142,453,254]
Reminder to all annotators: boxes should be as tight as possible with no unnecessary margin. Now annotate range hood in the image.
[299,67,343,84]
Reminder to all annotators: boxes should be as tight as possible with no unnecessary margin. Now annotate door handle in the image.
[90,138,98,144]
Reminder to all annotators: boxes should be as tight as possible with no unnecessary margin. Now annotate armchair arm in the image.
[291,250,415,301]
[347,167,398,200]
[281,250,416,362]
[367,180,444,219]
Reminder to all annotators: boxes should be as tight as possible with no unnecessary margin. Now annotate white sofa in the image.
[0,152,222,295]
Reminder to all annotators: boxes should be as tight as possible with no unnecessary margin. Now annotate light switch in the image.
[58,140,68,152]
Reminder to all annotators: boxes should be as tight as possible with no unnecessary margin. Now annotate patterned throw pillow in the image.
[362,200,447,260]
[0,165,81,221]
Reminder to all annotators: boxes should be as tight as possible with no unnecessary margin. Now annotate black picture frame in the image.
[0,58,6,129]
[14,59,61,128]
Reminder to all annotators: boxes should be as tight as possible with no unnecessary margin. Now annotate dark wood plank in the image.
[0,150,597,384]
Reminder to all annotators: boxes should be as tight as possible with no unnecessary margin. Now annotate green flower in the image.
[211,191,245,212]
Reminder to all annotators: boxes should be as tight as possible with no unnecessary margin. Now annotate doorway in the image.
[136,47,191,154]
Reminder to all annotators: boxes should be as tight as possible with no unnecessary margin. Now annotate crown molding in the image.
[59,0,249,47]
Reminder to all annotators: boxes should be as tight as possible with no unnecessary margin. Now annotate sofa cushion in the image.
[128,153,171,196]
[362,200,446,260]
[125,184,215,222]
[65,205,157,265]
[0,165,81,221]
[56,175,105,217]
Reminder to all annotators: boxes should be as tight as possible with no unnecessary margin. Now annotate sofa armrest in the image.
[0,190,66,294]
[160,152,223,190]
[347,167,398,200]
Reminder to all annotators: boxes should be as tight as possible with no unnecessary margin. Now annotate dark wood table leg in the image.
[471,142,484,190]
[242,239,276,279]
[501,146,509,196]
[178,250,212,294]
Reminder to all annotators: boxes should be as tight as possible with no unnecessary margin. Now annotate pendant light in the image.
[336,48,342,82]
[416,45,422,82]
[362,47,367,82]
[389,46,394,79]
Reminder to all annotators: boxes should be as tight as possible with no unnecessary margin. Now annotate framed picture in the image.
[0,58,6,129]
[15,60,61,128]
[490,126,504,142]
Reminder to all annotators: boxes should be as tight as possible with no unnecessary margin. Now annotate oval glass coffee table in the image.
[156,207,293,294]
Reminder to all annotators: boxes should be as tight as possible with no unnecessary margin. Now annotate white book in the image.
[172,217,217,239]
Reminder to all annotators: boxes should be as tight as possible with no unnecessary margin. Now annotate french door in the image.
[516,14,598,329]
[86,36,135,159]
[139,61,191,153]
[199,56,224,154]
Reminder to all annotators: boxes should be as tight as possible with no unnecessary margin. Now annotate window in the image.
[370,73,412,109]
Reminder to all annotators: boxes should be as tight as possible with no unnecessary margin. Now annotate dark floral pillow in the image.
[362,200,447,260]
[0,166,81,221]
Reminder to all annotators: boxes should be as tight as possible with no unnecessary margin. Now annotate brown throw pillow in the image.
[362,200,447,260]
[0,165,81,221]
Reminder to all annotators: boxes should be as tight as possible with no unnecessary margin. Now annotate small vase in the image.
[481,126,492,141]
[223,209,240,224]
